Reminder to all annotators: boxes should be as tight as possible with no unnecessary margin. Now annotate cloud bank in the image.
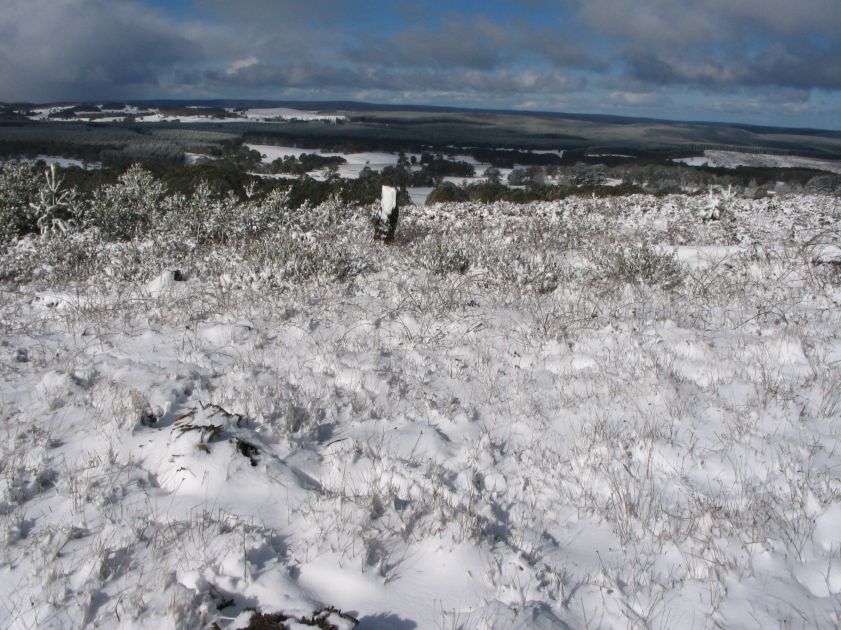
[1,0,839,127]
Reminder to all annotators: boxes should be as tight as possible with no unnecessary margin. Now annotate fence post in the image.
[374,185,399,242]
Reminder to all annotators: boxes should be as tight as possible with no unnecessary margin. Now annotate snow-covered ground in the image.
[675,150,841,174]
[2,193,841,629]
[246,144,524,202]
[407,187,434,205]
[246,144,422,180]
[0,155,101,170]
[235,107,345,122]
[183,152,210,166]
[246,144,517,201]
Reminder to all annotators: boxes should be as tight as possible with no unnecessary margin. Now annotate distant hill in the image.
[3,99,841,162]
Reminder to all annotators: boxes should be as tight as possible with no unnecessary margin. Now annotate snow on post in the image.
[374,185,399,242]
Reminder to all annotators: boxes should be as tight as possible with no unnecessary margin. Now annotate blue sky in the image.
[1,0,840,129]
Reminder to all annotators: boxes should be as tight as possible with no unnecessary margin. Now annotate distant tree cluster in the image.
[268,153,347,175]
[379,153,475,188]
[425,180,642,205]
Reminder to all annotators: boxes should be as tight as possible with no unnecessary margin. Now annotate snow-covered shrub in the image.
[699,185,737,221]
[280,193,348,237]
[416,236,471,275]
[589,242,684,290]
[806,174,841,196]
[0,229,103,283]
[85,165,165,240]
[27,164,82,237]
[482,244,567,294]
[275,195,373,281]
[0,162,41,242]
[515,252,564,293]
[159,182,241,246]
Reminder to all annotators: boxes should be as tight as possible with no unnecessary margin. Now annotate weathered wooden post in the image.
[374,185,399,242]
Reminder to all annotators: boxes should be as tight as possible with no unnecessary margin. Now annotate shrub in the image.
[0,162,41,241]
[27,164,83,237]
[85,165,165,240]
[589,242,684,290]
[426,182,469,204]
[417,237,471,275]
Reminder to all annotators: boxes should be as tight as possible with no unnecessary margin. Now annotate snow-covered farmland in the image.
[246,144,418,179]
[1,185,841,629]
[236,107,345,122]
[25,105,345,125]
[245,144,520,202]
[0,155,101,170]
[675,150,841,175]
[246,145,506,203]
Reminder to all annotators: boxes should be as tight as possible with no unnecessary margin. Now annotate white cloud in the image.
[225,57,259,77]
[609,91,661,106]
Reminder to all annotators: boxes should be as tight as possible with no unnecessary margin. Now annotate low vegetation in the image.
[1,157,841,628]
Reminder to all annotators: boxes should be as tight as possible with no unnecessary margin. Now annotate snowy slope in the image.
[675,150,841,174]
[1,193,841,629]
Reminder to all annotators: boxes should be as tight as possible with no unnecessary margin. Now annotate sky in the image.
[1,0,840,129]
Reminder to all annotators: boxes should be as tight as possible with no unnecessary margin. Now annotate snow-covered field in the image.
[2,191,841,629]
[25,106,345,124]
[675,150,841,174]
[0,156,102,170]
[246,144,418,180]
[236,107,344,122]
[246,144,524,203]
[246,145,516,203]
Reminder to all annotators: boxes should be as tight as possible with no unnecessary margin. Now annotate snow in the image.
[183,152,210,165]
[246,144,422,179]
[246,144,541,185]
[236,107,345,122]
[0,155,101,170]
[2,192,841,628]
[674,150,841,174]
[24,105,346,124]
[407,187,434,205]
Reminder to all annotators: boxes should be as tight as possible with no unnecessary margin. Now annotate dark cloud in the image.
[0,0,215,100]
[742,43,841,90]
[348,15,605,73]
[573,0,841,90]
[348,15,507,70]
[621,42,841,91]
[204,60,579,96]
[575,0,841,44]
[0,0,839,127]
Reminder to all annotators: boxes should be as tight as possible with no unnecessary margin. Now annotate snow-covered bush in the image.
[0,229,103,282]
[699,185,737,222]
[27,164,82,237]
[416,236,472,275]
[588,242,684,290]
[85,165,165,240]
[806,174,841,196]
[0,162,42,241]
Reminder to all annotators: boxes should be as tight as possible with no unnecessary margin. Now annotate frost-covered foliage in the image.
[589,242,685,290]
[85,164,165,240]
[2,173,841,628]
[0,162,42,241]
[29,164,83,237]
[0,166,374,285]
